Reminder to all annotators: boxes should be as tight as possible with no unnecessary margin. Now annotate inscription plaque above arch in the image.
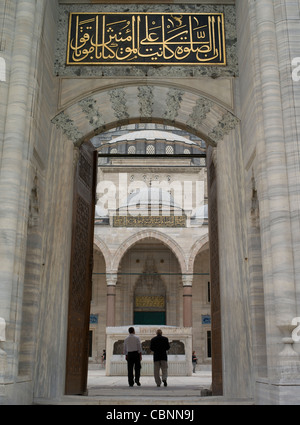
[67,12,226,66]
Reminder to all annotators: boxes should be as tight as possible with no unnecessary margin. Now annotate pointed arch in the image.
[93,235,111,270]
[52,83,239,148]
[110,230,188,274]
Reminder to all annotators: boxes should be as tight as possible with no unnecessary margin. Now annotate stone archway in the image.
[52,82,239,149]
[55,82,240,396]
[110,229,188,275]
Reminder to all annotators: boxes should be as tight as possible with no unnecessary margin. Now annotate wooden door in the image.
[207,149,223,396]
[65,142,97,395]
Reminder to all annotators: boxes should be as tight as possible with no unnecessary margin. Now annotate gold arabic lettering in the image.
[67,13,226,66]
[113,215,187,228]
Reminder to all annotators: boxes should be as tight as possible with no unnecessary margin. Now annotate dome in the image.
[108,130,197,146]
[119,187,182,211]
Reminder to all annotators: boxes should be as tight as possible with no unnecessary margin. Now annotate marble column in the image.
[182,275,193,328]
[106,274,118,327]
[0,0,37,323]
[255,0,299,377]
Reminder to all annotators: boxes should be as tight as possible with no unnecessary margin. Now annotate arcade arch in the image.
[110,230,188,275]
[116,238,182,326]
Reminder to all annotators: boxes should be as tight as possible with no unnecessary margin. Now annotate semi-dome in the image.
[119,187,183,213]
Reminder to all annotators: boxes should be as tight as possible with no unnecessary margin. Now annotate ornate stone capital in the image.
[182,274,193,287]
[106,273,118,286]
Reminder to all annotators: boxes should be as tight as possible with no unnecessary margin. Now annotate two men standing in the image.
[124,327,170,388]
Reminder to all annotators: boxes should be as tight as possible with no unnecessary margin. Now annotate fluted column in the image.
[255,0,298,377]
[0,0,37,323]
[106,274,118,327]
[182,275,193,328]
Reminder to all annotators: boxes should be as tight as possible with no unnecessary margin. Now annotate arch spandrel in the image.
[93,235,111,270]
[58,79,234,112]
[187,234,210,274]
[52,83,239,148]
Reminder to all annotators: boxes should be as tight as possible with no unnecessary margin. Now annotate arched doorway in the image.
[64,129,218,395]
[56,81,239,396]
[117,239,182,328]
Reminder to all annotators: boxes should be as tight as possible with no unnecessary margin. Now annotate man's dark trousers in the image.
[127,351,141,386]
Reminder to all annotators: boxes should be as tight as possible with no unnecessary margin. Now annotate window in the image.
[128,145,136,154]
[166,145,174,155]
[146,144,155,154]
[207,281,211,303]
[207,331,211,358]
[110,148,118,154]
[184,148,191,155]
[88,330,93,358]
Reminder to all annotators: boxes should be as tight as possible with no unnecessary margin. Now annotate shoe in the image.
[157,384,161,387]
[136,382,141,386]
[163,380,167,387]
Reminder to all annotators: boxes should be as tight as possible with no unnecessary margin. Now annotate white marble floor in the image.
[35,369,253,404]
[88,368,211,388]
[87,368,212,399]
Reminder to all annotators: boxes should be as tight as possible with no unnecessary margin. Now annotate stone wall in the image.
[236,0,300,404]
[0,0,73,404]
[1,0,300,406]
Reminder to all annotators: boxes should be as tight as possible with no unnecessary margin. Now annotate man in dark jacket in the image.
[150,329,170,387]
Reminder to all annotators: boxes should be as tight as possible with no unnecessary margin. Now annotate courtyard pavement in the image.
[34,369,254,405]
[83,368,217,404]
[87,368,212,398]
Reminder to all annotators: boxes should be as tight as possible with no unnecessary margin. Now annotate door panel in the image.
[207,150,223,396]
[65,142,97,395]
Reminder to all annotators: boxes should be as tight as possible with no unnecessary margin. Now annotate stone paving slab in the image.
[34,370,253,405]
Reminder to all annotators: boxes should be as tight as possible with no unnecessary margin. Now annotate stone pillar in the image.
[106,274,118,327]
[255,0,299,378]
[0,0,37,323]
[182,275,193,328]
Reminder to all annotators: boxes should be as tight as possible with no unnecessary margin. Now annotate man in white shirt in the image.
[124,327,142,387]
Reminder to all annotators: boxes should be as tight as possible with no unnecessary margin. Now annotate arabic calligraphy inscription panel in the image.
[67,13,226,66]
